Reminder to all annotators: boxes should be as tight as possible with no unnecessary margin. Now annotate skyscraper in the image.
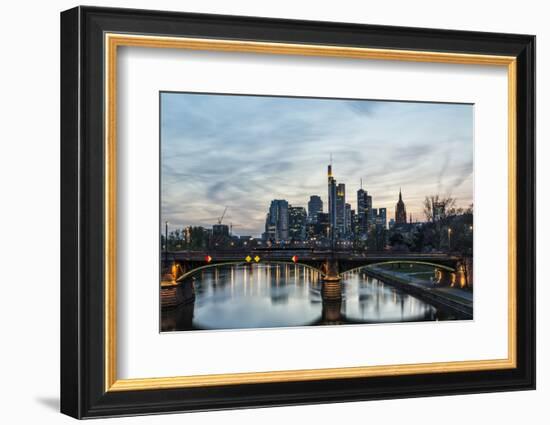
[345,203,352,236]
[371,208,387,229]
[328,162,337,241]
[306,212,330,241]
[357,182,372,235]
[264,199,289,242]
[365,193,373,226]
[357,187,367,235]
[288,206,307,240]
[336,183,346,236]
[395,189,407,224]
[307,195,323,224]
[378,207,387,228]
[263,211,275,241]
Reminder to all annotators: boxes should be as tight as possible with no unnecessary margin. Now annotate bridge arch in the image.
[341,260,456,276]
[176,260,325,282]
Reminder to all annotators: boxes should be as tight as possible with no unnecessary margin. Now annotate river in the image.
[161,263,462,332]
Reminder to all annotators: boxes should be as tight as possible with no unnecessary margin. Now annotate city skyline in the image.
[161,92,474,237]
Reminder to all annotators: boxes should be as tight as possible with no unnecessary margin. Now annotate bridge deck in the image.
[167,250,461,263]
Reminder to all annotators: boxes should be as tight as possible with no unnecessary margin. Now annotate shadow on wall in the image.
[35,396,59,412]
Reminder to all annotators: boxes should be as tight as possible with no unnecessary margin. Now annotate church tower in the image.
[395,188,407,224]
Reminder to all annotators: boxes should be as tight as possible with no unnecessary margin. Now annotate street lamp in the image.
[164,221,168,267]
[447,227,452,250]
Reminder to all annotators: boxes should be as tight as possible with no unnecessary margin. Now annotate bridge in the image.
[166,250,462,286]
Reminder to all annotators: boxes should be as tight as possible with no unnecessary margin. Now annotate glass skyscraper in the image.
[307,195,323,224]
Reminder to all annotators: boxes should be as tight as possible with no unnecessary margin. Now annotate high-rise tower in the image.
[357,179,372,235]
[288,205,307,240]
[345,203,352,235]
[327,159,337,241]
[336,183,346,236]
[264,199,289,241]
[307,195,323,224]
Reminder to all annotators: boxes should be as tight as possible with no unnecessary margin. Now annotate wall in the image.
[0,0,545,423]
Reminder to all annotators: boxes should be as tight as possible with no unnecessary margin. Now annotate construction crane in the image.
[217,206,228,225]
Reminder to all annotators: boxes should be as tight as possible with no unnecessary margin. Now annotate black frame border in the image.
[60,6,535,419]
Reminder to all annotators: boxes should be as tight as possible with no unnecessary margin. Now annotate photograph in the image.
[159,92,475,332]
[57,4,536,419]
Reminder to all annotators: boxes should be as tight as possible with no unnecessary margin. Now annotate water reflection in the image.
[161,264,460,332]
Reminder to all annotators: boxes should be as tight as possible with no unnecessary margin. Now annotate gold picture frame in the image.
[105,34,517,392]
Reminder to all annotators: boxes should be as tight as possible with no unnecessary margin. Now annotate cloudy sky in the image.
[161,92,473,237]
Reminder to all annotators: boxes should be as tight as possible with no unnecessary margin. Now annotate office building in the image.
[307,195,323,223]
[263,199,289,242]
[336,183,346,236]
[289,205,307,240]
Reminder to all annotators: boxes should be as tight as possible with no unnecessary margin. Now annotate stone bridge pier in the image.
[322,258,343,300]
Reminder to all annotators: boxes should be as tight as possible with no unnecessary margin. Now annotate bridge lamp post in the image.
[447,227,452,251]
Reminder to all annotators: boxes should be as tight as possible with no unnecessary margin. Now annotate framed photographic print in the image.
[60,6,535,419]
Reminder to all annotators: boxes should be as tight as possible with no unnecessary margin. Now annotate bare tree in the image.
[423,195,457,222]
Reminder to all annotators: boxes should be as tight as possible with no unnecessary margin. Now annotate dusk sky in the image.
[161,92,473,237]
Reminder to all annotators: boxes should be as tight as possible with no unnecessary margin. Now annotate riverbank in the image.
[365,266,473,319]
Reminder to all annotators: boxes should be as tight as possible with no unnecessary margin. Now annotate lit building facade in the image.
[357,187,372,235]
[289,205,307,240]
[336,183,346,237]
[345,203,352,235]
[377,207,387,228]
